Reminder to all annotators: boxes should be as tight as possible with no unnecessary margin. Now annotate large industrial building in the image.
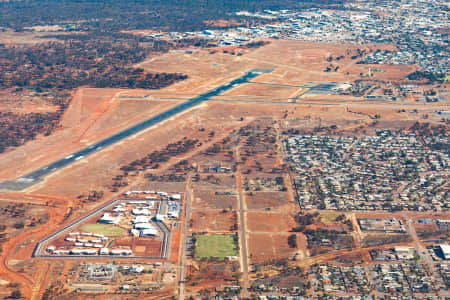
[439,244,450,260]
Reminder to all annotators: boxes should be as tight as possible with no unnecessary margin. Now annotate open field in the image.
[245,191,289,210]
[221,83,302,101]
[243,175,286,192]
[186,260,240,293]
[195,234,238,260]
[0,89,60,114]
[80,223,127,237]
[247,212,296,232]
[319,213,341,223]
[190,211,237,232]
[248,233,299,262]
[191,174,237,190]
[115,237,163,257]
[192,189,238,210]
[0,29,58,44]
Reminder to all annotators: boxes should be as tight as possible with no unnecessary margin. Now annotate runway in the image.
[0,69,273,191]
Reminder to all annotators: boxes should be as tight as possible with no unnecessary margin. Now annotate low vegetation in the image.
[0,111,61,153]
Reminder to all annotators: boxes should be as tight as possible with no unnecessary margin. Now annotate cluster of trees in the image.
[0,225,6,254]
[287,234,298,248]
[0,111,61,153]
[362,234,411,247]
[120,138,199,172]
[407,71,445,83]
[139,37,214,50]
[351,48,367,60]
[292,212,353,234]
[9,290,22,299]
[251,263,308,293]
[241,40,271,49]
[186,259,240,289]
[410,122,448,153]
[324,64,339,72]
[238,124,277,158]
[205,143,222,154]
[76,190,104,203]
[146,173,186,182]
[0,0,345,32]
[91,67,187,89]
[291,212,319,232]
[410,122,447,137]
[0,39,186,90]
[305,228,353,248]
[294,212,317,225]
[170,159,194,173]
[111,138,199,191]
[230,212,238,231]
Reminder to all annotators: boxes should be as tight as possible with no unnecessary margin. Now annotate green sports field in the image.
[195,234,239,260]
[81,223,127,237]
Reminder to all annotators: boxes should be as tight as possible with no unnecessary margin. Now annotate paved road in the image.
[0,69,272,191]
[235,146,250,297]
[179,174,193,300]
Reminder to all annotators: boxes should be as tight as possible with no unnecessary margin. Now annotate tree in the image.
[288,234,298,248]
[10,290,22,299]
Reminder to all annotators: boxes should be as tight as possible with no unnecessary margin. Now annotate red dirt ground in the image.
[191,189,238,210]
[246,212,296,232]
[248,233,299,262]
[190,211,236,232]
[245,191,289,210]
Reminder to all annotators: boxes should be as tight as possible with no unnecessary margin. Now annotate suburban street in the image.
[235,146,250,298]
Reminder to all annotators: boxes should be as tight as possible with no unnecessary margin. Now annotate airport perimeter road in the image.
[0,69,272,191]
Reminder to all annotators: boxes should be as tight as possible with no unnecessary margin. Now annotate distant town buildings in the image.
[145,0,449,75]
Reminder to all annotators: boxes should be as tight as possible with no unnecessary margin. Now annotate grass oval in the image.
[81,223,127,237]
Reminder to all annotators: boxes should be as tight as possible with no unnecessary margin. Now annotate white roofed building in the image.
[140,228,158,237]
[132,215,150,224]
[440,244,450,260]
[170,194,181,200]
[98,213,121,224]
[132,208,151,216]
[134,223,154,230]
